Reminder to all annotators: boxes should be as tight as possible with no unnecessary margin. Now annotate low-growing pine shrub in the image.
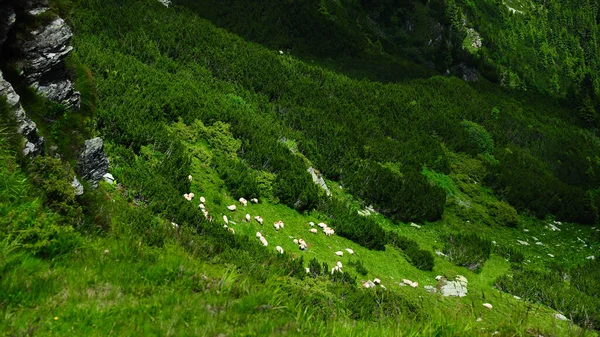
[388,233,434,271]
[442,233,491,273]
[348,259,368,276]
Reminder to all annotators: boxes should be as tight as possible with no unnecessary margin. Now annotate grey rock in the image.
[465,28,482,49]
[307,166,331,196]
[77,137,109,188]
[440,275,468,297]
[0,70,45,156]
[0,3,15,48]
[17,12,80,109]
[554,313,568,321]
[71,176,84,196]
[102,173,115,184]
[458,63,478,82]
[424,285,437,293]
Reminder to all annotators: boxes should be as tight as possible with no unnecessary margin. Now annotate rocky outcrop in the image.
[0,3,16,48]
[0,70,45,156]
[307,166,331,196]
[9,0,80,109]
[439,275,468,297]
[77,137,108,188]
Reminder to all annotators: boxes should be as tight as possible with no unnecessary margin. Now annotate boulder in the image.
[307,166,331,196]
[102,173,115,184]
[71,176,83,196]
[77,137,109,188]
[440,275,468,297]
[0,70,45,156]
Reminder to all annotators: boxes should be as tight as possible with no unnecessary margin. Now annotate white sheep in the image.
[239,197,248,206]
[410,282,418,288]
[245,214,251,222]
[260,236,268,246]
[293,239,299,245]
[276,246,284,254]
[309,222,315,227]
[202,209,209,218]
[184,193,192,201]
[256,232,263,238]
[299,244,307,250]
[373,278,381,285]
[362,280,375,288]
[305,267,310,274]
[227,205,237,211]
[298,239,306,246]
[254,216,264,225]
[223,215,229,225]
[171,222,179,229]
[228,227,235,234]
[309,228,318,234]
[318,222,327,228]
[345,248,354,255]
[200,196,206,203]
[251,198,259,204]
[199,203,206,210]
[324,228,335,236]
[335,251,343,256]
[336,261,343,269]
[188,175,193,182]
[482,303,493,310]
[273,222,281,231]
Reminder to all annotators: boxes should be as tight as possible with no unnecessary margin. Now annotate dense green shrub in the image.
[388,232,435,271]
[460,120,494,154]
[442,233,491,272]
[321,198,387,251]
[344,288,421,321]
[348,259,368,276]
[492,244,524,264]
[496,267,600,330]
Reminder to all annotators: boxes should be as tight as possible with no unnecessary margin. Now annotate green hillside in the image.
[1,0,600,335]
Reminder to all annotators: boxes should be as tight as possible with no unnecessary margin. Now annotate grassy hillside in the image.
[1,0,600,335]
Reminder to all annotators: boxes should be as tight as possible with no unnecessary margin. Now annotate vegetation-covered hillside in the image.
[1,0,600,335]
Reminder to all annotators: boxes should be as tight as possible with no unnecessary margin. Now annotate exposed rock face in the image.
[307,166,331,196]
[77,137,109,188]
[0,3,16,48]
[458,63,478,82]
[71,176,83,196]
[465,28,482,49]
[15,2,80,109]
[439,275,468,297]
[0,70,45,156]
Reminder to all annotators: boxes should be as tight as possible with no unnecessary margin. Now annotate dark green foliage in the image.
[348,259,368,276]
[442,233,491,273]
[570,259,600,298]
[388,232,435,271]
[27,156,83,224]
[320,198,387,251]
[460,120,494,154]
[213,154,261,199]
[492,244,524,264]
[488,147,598,224]
[345,160,446,222]
[496,267,600,330]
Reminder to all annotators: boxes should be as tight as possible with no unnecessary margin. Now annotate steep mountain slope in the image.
[1,0,600,335]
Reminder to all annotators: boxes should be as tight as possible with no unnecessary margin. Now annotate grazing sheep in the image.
[305,268,310,274]
[189,193,195,198]
[171,222,179,229]
[239,197,248,206]
[309,228,318,234]
[335,251,344,256]
[299,244,307,250]
[184,193,192,201]
[251,198,259,204]
[336,261,343,269]
[256,232,263,238]
[199,203,206,210]
[402,279,413,286]
[202,209,209,218]
[345,248,354,255]
[200,196,206,203]
[410,282,418,288]
[273,222,281,231]
[324,228,335,236]
[482,303,493,310]
[245,214,251,222]
[309,222,315,227]
[276,246,284,254]
[373,278,381,285]
[318,222,327,228]
[228,227,235,234]
[293,239,299,245]
[260,236,268,246]
[298,239,306,246]
[254,216,264,225]
[223,215,229,224]
[188,175,193,182]
[227,205,237,211]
